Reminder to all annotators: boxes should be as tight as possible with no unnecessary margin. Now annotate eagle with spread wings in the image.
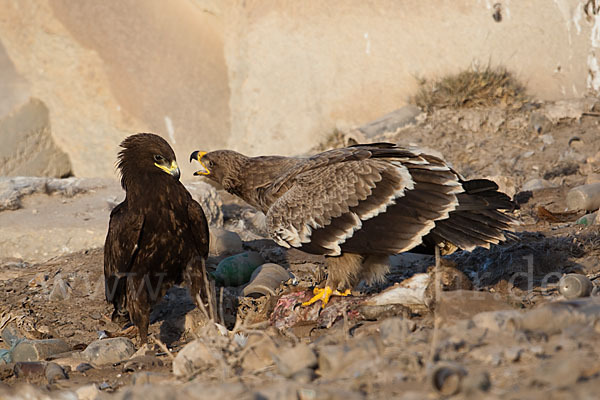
[190,143,516,307]
[105,133,209,342]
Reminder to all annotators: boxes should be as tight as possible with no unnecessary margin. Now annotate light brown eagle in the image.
[190,143,515,306]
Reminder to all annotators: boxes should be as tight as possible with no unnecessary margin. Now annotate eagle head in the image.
[117,133,180,189]
[189,150,245,191]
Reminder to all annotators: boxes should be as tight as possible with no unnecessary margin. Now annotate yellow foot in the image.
[301,286,351,308]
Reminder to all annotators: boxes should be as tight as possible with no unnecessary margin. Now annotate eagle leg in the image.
[120,324,138,337]
[302,287,351,308]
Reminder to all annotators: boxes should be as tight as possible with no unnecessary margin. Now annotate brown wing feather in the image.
[266,147,464,256]
[103,201,144,321]
[184,200,210,301]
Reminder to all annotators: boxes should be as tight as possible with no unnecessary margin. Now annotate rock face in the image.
[0,0,229,178]
[0,99,71,177]
[0,1,598,176]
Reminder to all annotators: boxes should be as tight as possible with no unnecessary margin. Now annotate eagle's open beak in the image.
[190,151,209,176]
[155,160,181,180]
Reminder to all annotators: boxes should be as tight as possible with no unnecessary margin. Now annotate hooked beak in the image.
[190,151,209,176]
[155,160,181,180]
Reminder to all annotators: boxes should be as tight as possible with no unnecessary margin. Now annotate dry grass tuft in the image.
[412,66,528,112]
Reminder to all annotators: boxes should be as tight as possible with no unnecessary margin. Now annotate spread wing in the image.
[103,201,144,305]
[266,145,464,256]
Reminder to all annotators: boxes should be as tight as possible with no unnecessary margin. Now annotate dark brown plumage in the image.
[105,133,209,342]
[190,143,516,306]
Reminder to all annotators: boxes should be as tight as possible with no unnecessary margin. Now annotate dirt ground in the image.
[1,98,600,399]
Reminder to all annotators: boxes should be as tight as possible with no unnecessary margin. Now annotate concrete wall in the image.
[0,0,597,177]
[223,0,596,155]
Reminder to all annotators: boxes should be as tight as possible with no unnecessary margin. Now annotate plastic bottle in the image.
[566,183,600,211]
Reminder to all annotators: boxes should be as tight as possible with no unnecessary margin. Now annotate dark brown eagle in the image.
[104,133,209,342]
[190,143,516,307]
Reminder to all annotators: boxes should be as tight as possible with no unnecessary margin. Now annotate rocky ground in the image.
[1,98,600,399]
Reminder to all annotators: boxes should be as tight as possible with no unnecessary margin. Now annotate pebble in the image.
[540,133,554,144]
[241,335,277,372]
[75,362,94,373]
[12,339,71,362]
[122,355,163,372]
[521,178,551,192]
[378,317,415,346]
[1,323,22,347]
[435,290,512,323]
[529,111,551,134]
[272,343,317,378]
[81,337,136,365]
[586,173,600,184]
[212,251,265,286]
[242,263,293,297]
[558,274,593,299]
[534,355,584,388]
[503,347,523,362]
[13,361,46,378]
[44,362,68,384]
[49,278,70,301]
[357,304,410,320]
[461,370,491,394]
[131,371,172,385]
[209,228,243,257]
[75,384,101,400]
[317,339,379,379]
[172,339,222,377]
[471,310,523,332]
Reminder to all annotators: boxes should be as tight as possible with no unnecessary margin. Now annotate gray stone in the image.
[521,178,552,192]
[241,334,277,372]
[48,277,71,301]
[435,290,513,323]
[44,362,68,384]
[81,337,135,365]
[356,105,422,138]
[541,98,596,124]
[12,339,71,362]
[471,310,523,332]
[378,317,415,346]
[209,227,243,256]
[0,98,71,178]
[317,339,379,379]
[528,111,552,134]
[272,343,317,378]
[172,339,222,377]
[131,371,173,385]
[75,384,101,400]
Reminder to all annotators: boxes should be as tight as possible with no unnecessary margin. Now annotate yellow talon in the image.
[301,286,351,308]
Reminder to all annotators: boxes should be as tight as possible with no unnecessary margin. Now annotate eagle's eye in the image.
[207,160,214,168]
[154,154,165,163]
